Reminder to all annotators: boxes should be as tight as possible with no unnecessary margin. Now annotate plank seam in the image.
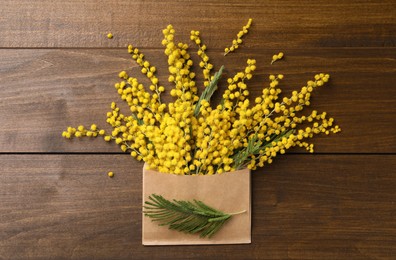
[0,152,394,155]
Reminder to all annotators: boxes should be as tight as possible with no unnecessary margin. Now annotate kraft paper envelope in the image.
[142,165,251,245]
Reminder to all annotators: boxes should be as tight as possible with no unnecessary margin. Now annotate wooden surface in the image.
[0,0,395,259]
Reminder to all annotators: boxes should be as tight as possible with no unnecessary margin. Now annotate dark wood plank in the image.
[0,48,395,153]
[0,0,394,48]
[0,154,394,259]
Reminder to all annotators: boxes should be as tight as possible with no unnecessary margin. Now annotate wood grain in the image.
[0,154,394,259]
[0,0,394,48]
[0,48,395,153]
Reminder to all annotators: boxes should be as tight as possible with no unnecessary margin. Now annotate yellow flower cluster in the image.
[271,52,284,64]
[190,30,213,87]
[224,18,252,56]
[63,21,340,175]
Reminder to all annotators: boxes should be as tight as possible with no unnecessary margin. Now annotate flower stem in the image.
[229,209,246,216]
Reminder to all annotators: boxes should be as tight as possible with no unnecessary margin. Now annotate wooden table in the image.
[0,1,395,259]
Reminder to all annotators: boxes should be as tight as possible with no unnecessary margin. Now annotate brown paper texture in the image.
[142,164,251,245]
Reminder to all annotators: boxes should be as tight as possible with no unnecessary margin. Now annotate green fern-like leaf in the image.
[193,65,224,117]
[143,194,245,238]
